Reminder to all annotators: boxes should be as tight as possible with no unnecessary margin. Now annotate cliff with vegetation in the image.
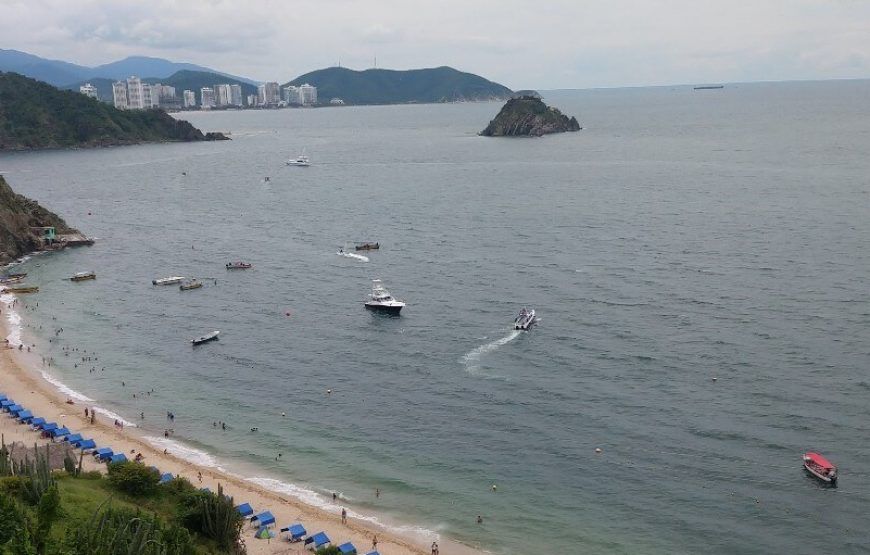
[0,175,78,264]
[284,66,512,105]
[480,96,581,137]
[0,72,227,150]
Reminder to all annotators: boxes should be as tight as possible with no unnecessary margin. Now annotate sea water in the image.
[1,80,869,554]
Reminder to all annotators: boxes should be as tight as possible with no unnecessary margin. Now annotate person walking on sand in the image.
[372,535,378,550]
[197,471,202,483]
[341,508,347,524]
[432,541,439,555]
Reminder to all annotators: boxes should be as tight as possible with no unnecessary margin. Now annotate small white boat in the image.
[286,154,310,167]
[514,308,536,330]
[152,276,185,286]
[364,279,405,315]
[191,330,220,345]
[803,452,837,485]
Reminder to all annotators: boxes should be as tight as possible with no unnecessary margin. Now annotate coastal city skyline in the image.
[2,1,868,89]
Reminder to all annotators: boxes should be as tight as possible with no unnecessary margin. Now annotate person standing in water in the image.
[341,508,347,524]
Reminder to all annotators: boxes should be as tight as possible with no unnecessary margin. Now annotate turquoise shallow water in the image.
[1,80,870,554]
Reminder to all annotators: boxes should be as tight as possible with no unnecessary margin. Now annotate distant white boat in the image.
[364,279,405,315]
[152,276,185,286]
[191,330,220,345]
[514,308,536,330]
[337,247,368,262]
[286,153,310,167]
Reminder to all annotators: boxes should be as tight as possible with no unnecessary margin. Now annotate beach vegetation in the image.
[107,461,160,497]
[315,546,343,555]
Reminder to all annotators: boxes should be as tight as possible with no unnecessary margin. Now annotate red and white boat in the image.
[803,452,837,485]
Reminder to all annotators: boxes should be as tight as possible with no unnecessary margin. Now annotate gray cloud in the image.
[1,0,869,88]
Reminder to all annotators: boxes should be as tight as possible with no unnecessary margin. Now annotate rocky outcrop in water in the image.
[480,96,580,137]
[0,175,79,264]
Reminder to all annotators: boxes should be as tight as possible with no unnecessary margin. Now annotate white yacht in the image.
[286,154,310,167]
[364,279,405,315]
[514,308,536,330]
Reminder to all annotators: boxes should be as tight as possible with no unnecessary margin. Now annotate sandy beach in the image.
[0,295,481,555]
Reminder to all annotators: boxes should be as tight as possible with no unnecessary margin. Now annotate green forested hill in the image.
[0,72,226,150]
[284,66,512,105]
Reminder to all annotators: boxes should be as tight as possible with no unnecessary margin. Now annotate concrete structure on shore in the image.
[112,81,128,109]
[183,89,196,108]
[79,83,98,99]
[257,82,280,107]
[200,87,215,109]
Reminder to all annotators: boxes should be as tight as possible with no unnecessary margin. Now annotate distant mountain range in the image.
[0,49,256,88]
[284,66,512,104]
[63,70,258,104]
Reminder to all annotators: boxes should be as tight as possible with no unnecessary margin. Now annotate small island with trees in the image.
[480,96,581,137]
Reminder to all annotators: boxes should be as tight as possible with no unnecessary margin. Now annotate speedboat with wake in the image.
[364,279,405,315]
[337,247,369,262]
[803,452,837,485]
[514,308,536,330]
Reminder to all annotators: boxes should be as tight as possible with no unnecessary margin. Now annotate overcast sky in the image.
[3,0,870,89]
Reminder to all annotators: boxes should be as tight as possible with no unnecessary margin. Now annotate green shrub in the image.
[107,462,160,497]
[0,491,26,545]
[316,546,343,555]
[64,503,195,555]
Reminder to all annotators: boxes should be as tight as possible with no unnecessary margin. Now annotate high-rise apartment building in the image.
[80,83,98,99]
[127,76,144,109]
[183,90,196,108]
[257,82,280,107]
[299,83,318,105]
[229,84,243,107]
[215,84,231,107]
[200,87,215,109]
[112,81,128,109]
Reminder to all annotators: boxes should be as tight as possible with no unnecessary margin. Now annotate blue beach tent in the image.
[236,503,254,517]
[0,399,13,409]
[75,439,96,450]
[251,511,275,527]
[16,410,33,423]
[50,427,70,438]
[29,417,45,427]
[109,453,127,464]
[280,523,307,541]
[305,532,331,548]
[6,404,22,414]
[65,433,83,444]
[365,552,381,555]
[0,394,7,401]
[338,542,357,554]
[40,422,58,432]
[159,473,174,484]
[94,448,113,460]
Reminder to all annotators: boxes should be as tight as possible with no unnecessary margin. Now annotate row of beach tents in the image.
[1,393,378,554]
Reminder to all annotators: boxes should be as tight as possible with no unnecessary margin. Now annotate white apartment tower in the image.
[80,83,98,99]
[283,85,301,105]
[215,84,231,107]
[126,76,144,109]
[112,81,128,109]
[200,87,215,108]
[229,84,243,107]
[183,90,196,108]
[258,82,280,107]
[299,83,317,105]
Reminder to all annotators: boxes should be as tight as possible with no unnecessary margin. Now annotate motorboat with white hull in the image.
[364,279,405,315]
[286,154,310,167]
[153,276,185,286]
[514,308,536,330]
[191,331,220,345]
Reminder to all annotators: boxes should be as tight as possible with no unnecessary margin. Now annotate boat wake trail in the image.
[462,330,521,376]
[337,251,369,262]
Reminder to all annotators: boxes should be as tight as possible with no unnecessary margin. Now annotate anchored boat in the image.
[226,262,252,270]
[70,271,96,282]
[803,452,837,485]
[364,279,405,315]
[179,279,203,291]
[355,242,379,251]
[2,286,38,294]
[514,308,536,330]
[152,276,185,286]
[286,154,310,167]
[191,330,220,345]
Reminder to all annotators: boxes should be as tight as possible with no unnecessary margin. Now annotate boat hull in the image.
[192,334,219,345]
[70,275,96,282]
[804,463,837,485]
[365,303,403,315]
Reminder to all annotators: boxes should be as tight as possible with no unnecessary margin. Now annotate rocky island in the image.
[0,72,228,150]
[480,96,581,137]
